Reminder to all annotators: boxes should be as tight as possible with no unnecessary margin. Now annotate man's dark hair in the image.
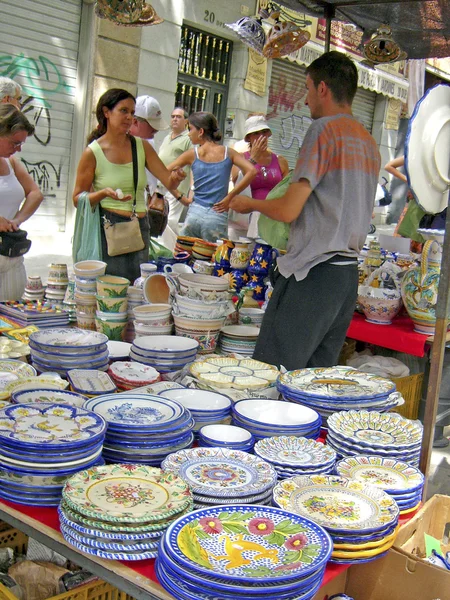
[306,51,358,105]
[173,106,188,119]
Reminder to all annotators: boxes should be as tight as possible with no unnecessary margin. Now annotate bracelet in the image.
[177,193,184,202]
[248,157,257,165]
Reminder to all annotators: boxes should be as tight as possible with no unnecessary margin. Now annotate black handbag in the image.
[0,229,31,257]
[148,189,169,237]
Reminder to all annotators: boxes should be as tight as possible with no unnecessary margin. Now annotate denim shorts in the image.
[180,203,228,242]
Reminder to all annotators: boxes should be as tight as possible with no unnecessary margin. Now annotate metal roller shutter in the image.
[0,0,81,232]
[268,60,376,169]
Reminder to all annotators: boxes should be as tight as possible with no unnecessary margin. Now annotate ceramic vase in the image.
[247,273,266,301]
[214,239,235,268]
[230,241,251,270]
[229,269,249,293]
[248,240,279,276]
[213,264,230,277]
[401,229,447,334]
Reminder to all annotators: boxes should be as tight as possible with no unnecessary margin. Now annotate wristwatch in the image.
[176,192,183,202]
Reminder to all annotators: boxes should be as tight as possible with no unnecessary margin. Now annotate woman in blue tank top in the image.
[168,112,256,242]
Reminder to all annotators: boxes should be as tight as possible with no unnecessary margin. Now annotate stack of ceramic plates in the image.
[11,388,88,407]
[2,375,69,402]
[0,402,106,506]
[198,424,255,452]
[219,325,260,356]
[326,410,423,467]
[84,394,195,465]
[232,399,321,441]
[254,436,337,479]
[107,361,160,391]
[130,335,199,373]
[156,504,333,600]
[277,367,400,426]
[190,356,279,391]
[158,388,232,433]
[0,359,37,401]
[335,456,425,515]
[273,474,400,564]
[162,447,277,508]
[28,329,109,376]
[59,464,193,560]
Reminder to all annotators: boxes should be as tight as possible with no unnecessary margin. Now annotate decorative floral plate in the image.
[0,403,106,448]
[163,504,332,582]
[278,367,395,400]
[273,475,399,533]
[190,357,279,390]
[108,362,160,385]
[0,360,36,391]
[4,376,71,397]
[254,437,336,468]
[335,456,424,494]
[29,329,108,352]
[161,447,277,498]
[83,394,187,429]
[63,464,192,523]
[327,410,423,448]
[11,389,88,407]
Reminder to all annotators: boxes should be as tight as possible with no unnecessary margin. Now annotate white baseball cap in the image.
[135,96,169,130]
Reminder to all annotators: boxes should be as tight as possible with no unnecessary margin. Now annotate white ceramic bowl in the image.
[233,399,320,428]
[178,273,230,302]
[358,288,403,325]
[73,260,107,278]
[158,388,231,413]
[199,424,253,445]
[133,304,172,322]
[132,335,199,357]
[173,294,234,320]
[134,323,173,336]
[238,307,265,326]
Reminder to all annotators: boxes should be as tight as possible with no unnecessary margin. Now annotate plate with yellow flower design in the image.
[273,475,399,534]
[163,504,332,583]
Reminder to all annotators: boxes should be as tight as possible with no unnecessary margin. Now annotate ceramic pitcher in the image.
[401,230,447,334]
[248,240,279,276]
[214,239,235,268]
[230,240,251,270]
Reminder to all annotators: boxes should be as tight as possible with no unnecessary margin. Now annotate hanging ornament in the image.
[95,1,163,27]
[263,19,310,59]
[225,16,267,55]
[363,25,407,64]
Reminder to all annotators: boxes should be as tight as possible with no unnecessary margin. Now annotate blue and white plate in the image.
[11,389,88,407]
[254,436,335,468]
[161,447,277,498]
[29,329,108,354]
[61,529,158,560]
[60,523,160,552]
[0,403,106,449]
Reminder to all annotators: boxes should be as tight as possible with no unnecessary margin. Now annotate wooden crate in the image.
[390,372,424,420]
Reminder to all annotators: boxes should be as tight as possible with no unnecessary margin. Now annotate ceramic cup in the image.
[47,263,69,284]
[192,260,214,275]
[163,263,194,276]
[25,275,44,291]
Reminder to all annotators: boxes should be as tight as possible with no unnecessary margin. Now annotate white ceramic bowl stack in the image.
[326,410,423,467]
[232,399,322,441]
[107,360,160,391]
[238,307,265,327]
[83,393,195,466]
[133,303,173,336]
[273,474,400,564]
[198,424,255,452]
[162,447,278,508]
[158,388,232,433]
[0,402,106,506]
[156,504,333,600]
[254,436,337,479]
[73,261,107,331]
[59,464,193,560]
[28,328,109,376]
[130,335,199,373]
[277,366,403,427]
[219,325,260,356]
[335,456,425,515]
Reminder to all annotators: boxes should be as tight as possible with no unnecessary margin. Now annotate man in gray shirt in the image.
[230,51,381,370]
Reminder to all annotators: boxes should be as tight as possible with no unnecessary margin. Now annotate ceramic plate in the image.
[221,325,260,338]
[254,437,336,467]
[190,357,279,390]
[108,361,160,385]
[63,464,192,523]
[0,403,106,448]
[278,367,395,400]
[327,410,423,448]
[0,360,36,391]
[158,388,231,413]
[405,84,450,214]
[161,447,277,498]
[67,370,116,395]
[11,389,88,407]
[60,523,160,552]
[83,394,187,429]
[335,456,424,494]
[62,529,158,560]
[29,328,108,352]
[0,447,103,470]
[163,504,332,582]
[273,475,399,533]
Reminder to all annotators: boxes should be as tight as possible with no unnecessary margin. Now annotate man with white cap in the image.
[129,95,169,195]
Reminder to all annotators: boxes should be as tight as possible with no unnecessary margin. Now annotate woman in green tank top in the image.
[72,88,185,282]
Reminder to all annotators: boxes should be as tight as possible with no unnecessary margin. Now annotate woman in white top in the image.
[0,105,43,301]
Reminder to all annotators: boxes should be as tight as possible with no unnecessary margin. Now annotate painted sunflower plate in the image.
[190,357,279,390]
[163,504,332,583]
[62,464,192,523]
[335,456,424,494]
[273,475,399,533]
[278,367,395,400]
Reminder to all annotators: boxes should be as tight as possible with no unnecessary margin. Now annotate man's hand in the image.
[169,168,186,189]
[213,194,232,213]
[229,195,254,214]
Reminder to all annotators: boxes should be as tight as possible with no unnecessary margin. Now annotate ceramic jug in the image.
[230,240,251,270]
[401,230,447,334]
[214,239,235,268]
[248,239,279,276]
[229,269,249,293]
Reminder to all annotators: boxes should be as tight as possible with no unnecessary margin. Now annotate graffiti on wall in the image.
[0,52,71,200]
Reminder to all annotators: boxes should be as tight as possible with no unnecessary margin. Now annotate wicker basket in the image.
[390,372,424,420]
[0,526,134,600]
